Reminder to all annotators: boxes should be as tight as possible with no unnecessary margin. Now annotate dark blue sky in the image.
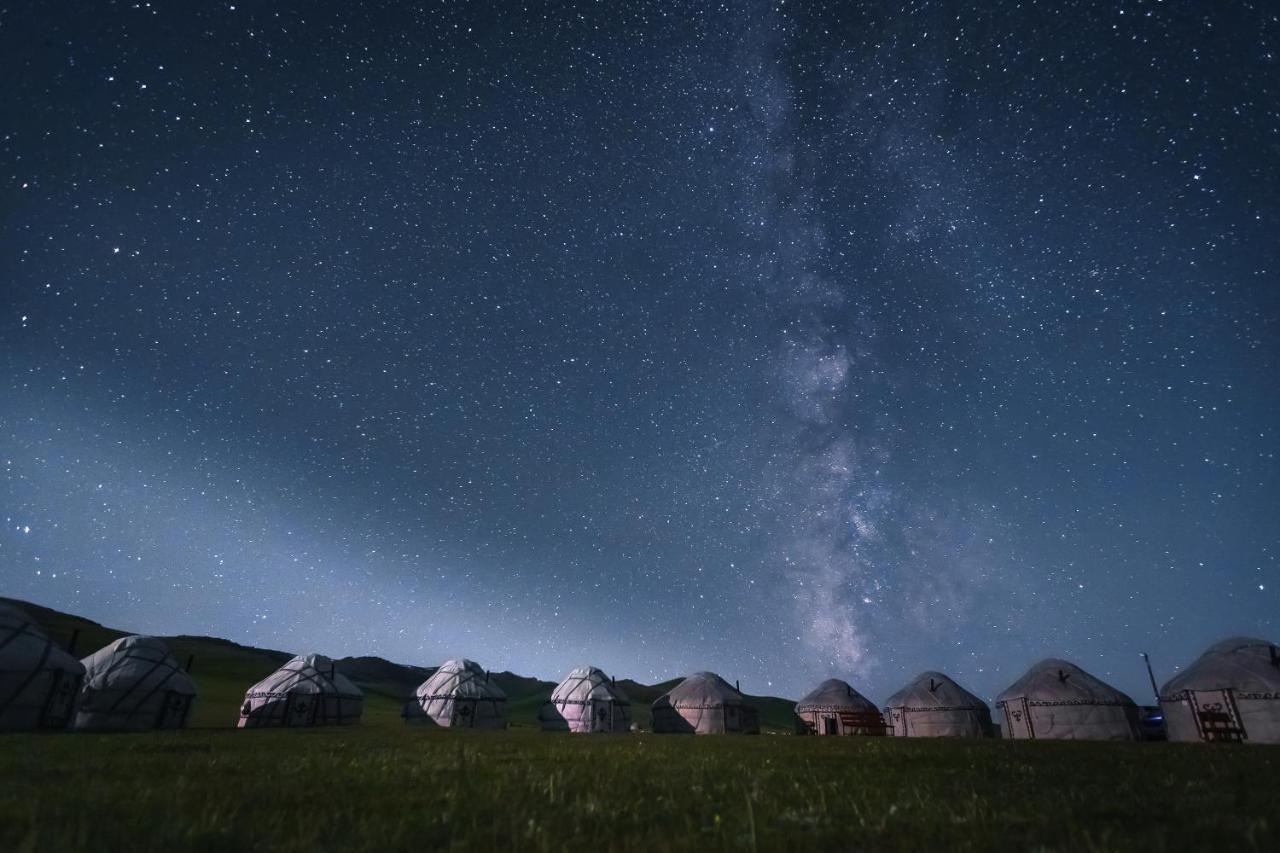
[3,1,1277,702]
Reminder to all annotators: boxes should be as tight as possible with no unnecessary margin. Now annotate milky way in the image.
[3,2,1277,701]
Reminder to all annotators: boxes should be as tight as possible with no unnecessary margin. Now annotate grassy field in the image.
[3,726,1277,852]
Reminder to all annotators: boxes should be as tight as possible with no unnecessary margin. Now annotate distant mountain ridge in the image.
[1,596,799,731]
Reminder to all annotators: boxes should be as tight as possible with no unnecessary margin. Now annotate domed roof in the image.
[246,653,362,698]
[658,672,747,709]
[1161,637,1280,697]
[80,635,196,696]
[997,658,1135,707]
[796,678,876,712]
[549,666,630,705]
[884,671,988,711]
[415,659,506,700]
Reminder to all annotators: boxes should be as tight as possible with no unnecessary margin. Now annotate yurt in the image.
[406,659,506,728]
[237,653,363,728]
[75,635,198,730]
[651,672,759,734]
[795,678,885,735]
[883,671,994,738]
[1160,637,1280,744]
[539,665,632,733]
[0,602,84,731]
[996,658,1141,740]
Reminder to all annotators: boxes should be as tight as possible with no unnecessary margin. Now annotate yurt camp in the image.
[75,636,198,731]
[0,602,83,731]
[237,653,363,727]
[1160,637,1280,744]
[539,665,632,733]
[882,671,995,738]
[996,658,1141,740]
[794,678,885,735]
[406,659,507,728]
[651,671,759,734]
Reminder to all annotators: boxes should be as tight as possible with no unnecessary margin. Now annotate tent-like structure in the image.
[795,678,885,736]
[651,672,759,734]
[882,671,994,738]
[0,602,84,731]
[75,635,197,730]
[237,653,363,728]
[996,658,1140,740]
[406,659,506,728]
[538,665,631,733]
[1160,637,1280,744]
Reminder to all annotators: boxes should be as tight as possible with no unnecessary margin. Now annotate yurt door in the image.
[285,693,316,727]
[155,691,191,729]
[1001,699,1034,739]
[40,670,79,728]
[1188,689,1245,742]
[887,708,907,737]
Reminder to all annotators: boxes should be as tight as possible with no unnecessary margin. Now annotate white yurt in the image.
[996,658,1141,740]
[539,665,632,733]
[75,635,198,730]
[406,659,506,728]
[883,671,994,738]
[238,653,363,728]
[795,678,885,736]
[1160,637,1280,744]
[0,602,84,731]
[651,672,759,734]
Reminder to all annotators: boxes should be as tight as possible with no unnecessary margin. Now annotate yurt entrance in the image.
[886,708,907,737]
[155,690,195,729]
[1001,698,1034,738]
[1184,689,1246,742]
[285,694,316,726]
[40,670,80,729]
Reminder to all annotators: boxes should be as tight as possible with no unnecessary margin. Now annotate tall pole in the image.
[1140,652,1160,704]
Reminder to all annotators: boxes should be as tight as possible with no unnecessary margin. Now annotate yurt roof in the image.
[883,671,988,711]
[80,635,196,694]
[550,665,630,705]
[0,602,84,674]
[1161,637,1280,697]
[996,658,1135,707]
[416,658,506,700]
[659,671,748,709]
[795,678,876,712]
[246,653,362,698]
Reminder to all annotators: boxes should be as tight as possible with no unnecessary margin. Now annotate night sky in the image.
[3,1,1277,703]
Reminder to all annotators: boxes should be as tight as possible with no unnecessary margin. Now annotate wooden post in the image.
[1141,652,1161,704]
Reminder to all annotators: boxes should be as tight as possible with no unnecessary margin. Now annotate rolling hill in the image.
[2,597,799,731]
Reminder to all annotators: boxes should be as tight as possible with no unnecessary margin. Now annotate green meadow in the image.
[3,726,1278,852]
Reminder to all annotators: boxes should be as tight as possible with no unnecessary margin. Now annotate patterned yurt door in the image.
[41,670,79,728]
[887,708,907,737]
[1001,699,1034,739]
[286,694,315,727]
[155,691,191,729]
[1188,689,1245,742]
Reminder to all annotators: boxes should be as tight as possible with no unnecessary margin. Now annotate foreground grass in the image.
[3,727,1277,852]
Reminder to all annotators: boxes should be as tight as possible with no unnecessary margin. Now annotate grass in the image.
[3,726,1277,852]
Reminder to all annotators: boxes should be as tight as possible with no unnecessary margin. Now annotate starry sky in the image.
[2,1,1277,703]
